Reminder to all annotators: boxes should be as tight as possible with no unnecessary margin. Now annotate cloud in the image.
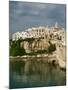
[9,1,66,36]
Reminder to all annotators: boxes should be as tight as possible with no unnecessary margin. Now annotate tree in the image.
[47,41,56,54]
[10,39,26,56]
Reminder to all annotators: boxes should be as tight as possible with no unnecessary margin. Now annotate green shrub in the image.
[47,41,56,54]
[9,39,26,56]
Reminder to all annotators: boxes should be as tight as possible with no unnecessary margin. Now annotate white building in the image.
[21,31,28,39]
[26,26,49,39]
[49,22,65,42]
[12,23,65,42]
[12,32,21,41]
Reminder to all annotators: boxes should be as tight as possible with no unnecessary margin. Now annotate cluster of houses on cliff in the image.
[11,23,66,69]
[12,22,65,44]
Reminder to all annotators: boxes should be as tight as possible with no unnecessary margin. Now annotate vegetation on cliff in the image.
[10,39,25,56]
[47,41,56,54]
[9,38,56,56]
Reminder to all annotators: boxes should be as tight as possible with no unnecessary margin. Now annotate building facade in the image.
[12,23,65,44]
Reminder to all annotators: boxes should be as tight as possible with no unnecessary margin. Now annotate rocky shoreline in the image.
[10,54,66,70]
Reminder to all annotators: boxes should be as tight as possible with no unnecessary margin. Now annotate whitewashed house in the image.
[12,23,65,44]
[12,32,21,41]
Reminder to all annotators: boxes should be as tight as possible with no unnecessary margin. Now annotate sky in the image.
[9,1,66,37]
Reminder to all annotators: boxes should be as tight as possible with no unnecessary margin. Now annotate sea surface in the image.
[9,58,66,89]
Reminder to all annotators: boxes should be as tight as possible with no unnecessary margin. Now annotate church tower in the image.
[55,22,58,28]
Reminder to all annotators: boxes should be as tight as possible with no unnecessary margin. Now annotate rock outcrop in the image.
[20,39,49,53]
[55,42,66,69]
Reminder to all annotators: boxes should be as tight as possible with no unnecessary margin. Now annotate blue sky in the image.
[9,1,66,36]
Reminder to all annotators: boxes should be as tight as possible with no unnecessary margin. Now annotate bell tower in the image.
[55,22,58,28]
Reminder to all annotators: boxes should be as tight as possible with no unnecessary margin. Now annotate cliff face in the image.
[20,39,49,53]
[20,39,66,69]
[55,43,66,68]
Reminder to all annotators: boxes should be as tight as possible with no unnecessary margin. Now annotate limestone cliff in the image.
[20,39,49,53]
[20,38,66,69]
[55,42,66,69]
